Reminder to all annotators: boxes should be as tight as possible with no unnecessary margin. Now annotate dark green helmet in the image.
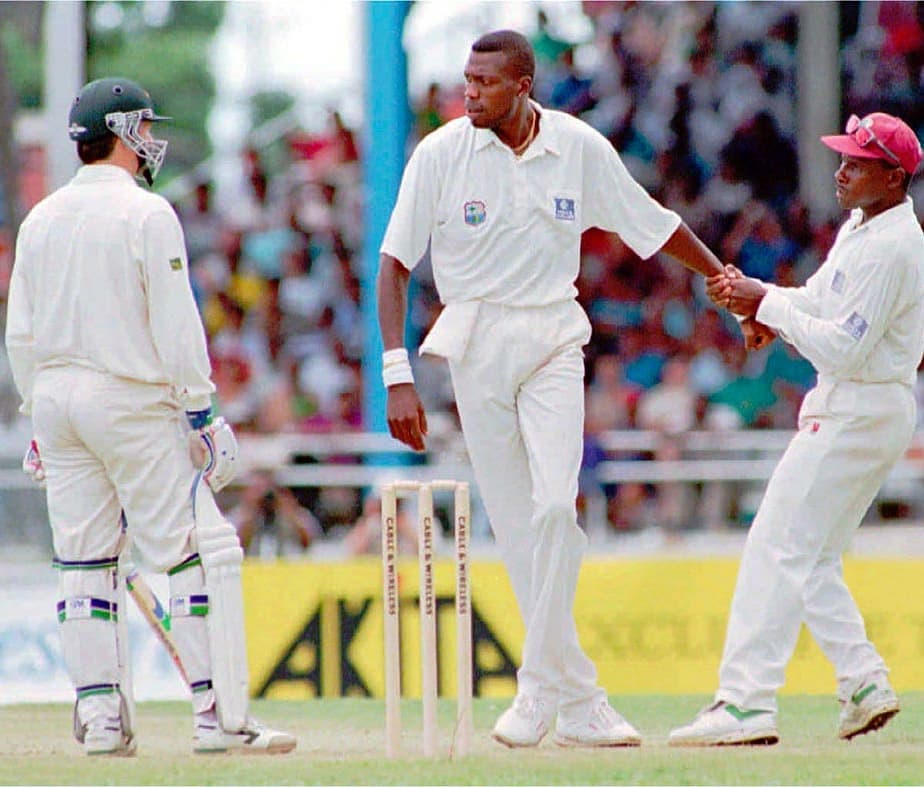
[68,77,170,184]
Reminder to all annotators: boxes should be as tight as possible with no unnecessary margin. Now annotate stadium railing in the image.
[0,431,921,538]
[1,429,923,486]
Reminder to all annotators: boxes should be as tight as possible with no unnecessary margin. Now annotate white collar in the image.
[848,196,915,232]
[472,101,560,159]
[71,164,137,185]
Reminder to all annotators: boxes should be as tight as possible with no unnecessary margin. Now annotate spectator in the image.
[209,294,269,430]
[721,200,799,281]
[230,471,321,558]
[583,354,645,533]
[723,112,798,208]
[177,181,222,265]
[5,3,919,547]
[636,357,700,534]
[343,489,418,557]
[416,82,446,139]
[531,9,572,65]
[548,48,597,116]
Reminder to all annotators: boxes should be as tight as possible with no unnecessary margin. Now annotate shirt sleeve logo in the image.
[842,311,868,341]
[831,269,846,294]
[463,201,487,226]
[554,197,576,221]
[169,257,184,271]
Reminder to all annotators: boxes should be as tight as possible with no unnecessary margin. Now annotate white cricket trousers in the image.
[716,380,915,711]
[448,299,605,717]
[32,365,198,569]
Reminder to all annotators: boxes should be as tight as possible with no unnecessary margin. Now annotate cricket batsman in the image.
[5,77,295,756]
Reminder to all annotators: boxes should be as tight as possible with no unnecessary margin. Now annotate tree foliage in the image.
[0,22,41,108]
[0,1,225,229]
[0,2,42,229]
[251,89,296,130]
[86,1,226,179]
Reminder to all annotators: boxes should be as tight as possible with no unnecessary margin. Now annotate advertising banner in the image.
[243,557,924,699]
[0,567,187,704]
[4,557,924,703]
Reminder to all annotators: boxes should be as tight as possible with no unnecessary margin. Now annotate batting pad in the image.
[57,564,129,739]
[115,560,136,738]
[168,554,214,713]
[193,476,249,732]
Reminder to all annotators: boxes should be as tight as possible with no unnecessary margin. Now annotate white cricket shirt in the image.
[381,104,681,307]
[5,165,214,414]
[757,197,924,386]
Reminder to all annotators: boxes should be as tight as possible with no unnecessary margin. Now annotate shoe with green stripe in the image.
[838,677,899,740]
[669,700,779,747]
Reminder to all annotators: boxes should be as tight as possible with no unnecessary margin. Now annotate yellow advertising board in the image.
[242,557,924,699]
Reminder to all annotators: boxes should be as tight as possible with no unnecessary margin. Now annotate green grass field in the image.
[1,693,922,785]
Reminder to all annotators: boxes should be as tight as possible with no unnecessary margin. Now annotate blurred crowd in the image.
[407,2,924,534]
[1,1,923,553]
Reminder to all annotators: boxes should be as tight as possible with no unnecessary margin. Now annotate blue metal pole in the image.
[361,1,412,433]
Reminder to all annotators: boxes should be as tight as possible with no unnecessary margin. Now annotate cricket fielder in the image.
[670,112,924,746]
[377,30,736,748]
[5,77,294,756]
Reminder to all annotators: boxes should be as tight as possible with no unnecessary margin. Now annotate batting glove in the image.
[186,409,239,492]
[22,439,46,485]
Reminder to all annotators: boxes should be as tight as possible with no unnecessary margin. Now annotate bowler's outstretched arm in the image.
[659,223,772,349]
[658,222,724,278]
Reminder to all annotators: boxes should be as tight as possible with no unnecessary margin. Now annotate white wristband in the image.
[382,348,414,388]
[733,312,747,323]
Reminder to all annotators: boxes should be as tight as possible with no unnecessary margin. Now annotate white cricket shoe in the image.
[669,700,779,747]
[83,718,137,757]
[838,677,900,740]
[492,694,555,748]
[194,718,296,755]
[554,700,641,747]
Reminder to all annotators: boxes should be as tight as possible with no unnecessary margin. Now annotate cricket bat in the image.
[125,567,190,686]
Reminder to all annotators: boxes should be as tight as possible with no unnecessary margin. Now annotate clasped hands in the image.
[707,265,776,351]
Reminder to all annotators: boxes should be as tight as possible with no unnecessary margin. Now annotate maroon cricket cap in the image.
[821,112,922,175]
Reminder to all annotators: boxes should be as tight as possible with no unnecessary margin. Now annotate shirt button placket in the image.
[511,156,527,226]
